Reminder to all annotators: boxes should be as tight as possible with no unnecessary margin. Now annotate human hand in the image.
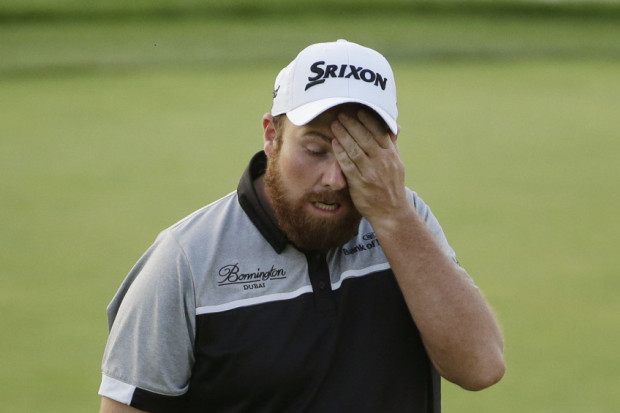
[331,109,409,226]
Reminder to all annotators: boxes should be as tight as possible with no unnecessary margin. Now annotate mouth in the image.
[312,201,341,212]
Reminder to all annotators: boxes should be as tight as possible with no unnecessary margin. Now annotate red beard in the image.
[264,151,362,252]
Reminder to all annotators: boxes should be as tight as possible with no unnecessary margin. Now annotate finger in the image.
[357,109,393,150]
[331,135,362,178]
[336,112,381,156]
[330,119,364,162]
[330,120,372,174]
[389,124,401,144]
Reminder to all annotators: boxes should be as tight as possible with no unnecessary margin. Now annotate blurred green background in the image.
[1,1,619,412]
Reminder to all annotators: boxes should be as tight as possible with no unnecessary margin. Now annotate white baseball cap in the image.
[271,39,398,134]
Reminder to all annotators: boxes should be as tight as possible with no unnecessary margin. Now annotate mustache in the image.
[303,189,353,205]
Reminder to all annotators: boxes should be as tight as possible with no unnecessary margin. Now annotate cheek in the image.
[279,162,311,195]
[278,147,316,184]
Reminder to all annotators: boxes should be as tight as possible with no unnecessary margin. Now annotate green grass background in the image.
[1,1,620,412]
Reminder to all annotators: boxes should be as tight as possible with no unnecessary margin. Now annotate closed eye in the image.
[302,133,332,157]
[307,148,327,157]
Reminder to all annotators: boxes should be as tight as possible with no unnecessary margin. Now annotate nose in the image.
[322,158,347,191]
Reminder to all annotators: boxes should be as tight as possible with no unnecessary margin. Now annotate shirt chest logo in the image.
[342,231,381,256]
[218,263,287,290]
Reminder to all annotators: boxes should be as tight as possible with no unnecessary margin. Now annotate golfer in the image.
[99,39,505,413]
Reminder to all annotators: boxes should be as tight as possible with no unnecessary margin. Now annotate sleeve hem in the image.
[98,374,136,405]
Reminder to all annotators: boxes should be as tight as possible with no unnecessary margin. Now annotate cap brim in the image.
[285,98,398,135]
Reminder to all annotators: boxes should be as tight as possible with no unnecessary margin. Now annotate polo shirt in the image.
[99,151,458,413]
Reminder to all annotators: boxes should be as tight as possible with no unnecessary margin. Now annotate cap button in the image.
[337,39,347,43]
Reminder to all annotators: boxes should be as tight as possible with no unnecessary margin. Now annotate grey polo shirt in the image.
[99,151,458,412]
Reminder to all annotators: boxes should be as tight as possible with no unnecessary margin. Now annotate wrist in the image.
[368,203,421,238]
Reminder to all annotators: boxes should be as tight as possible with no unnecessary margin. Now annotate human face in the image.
[263,106,364,251]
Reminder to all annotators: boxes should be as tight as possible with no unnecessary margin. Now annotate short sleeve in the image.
[407,188,476,285]
[407,188,458,260]
[99,230,196,412]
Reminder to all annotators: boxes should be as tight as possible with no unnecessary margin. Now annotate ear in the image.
[262,113,277,157]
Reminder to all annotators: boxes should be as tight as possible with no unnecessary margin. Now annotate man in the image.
[99,39,505,413]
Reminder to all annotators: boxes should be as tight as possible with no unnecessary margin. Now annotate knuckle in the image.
[348,143,363,159]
